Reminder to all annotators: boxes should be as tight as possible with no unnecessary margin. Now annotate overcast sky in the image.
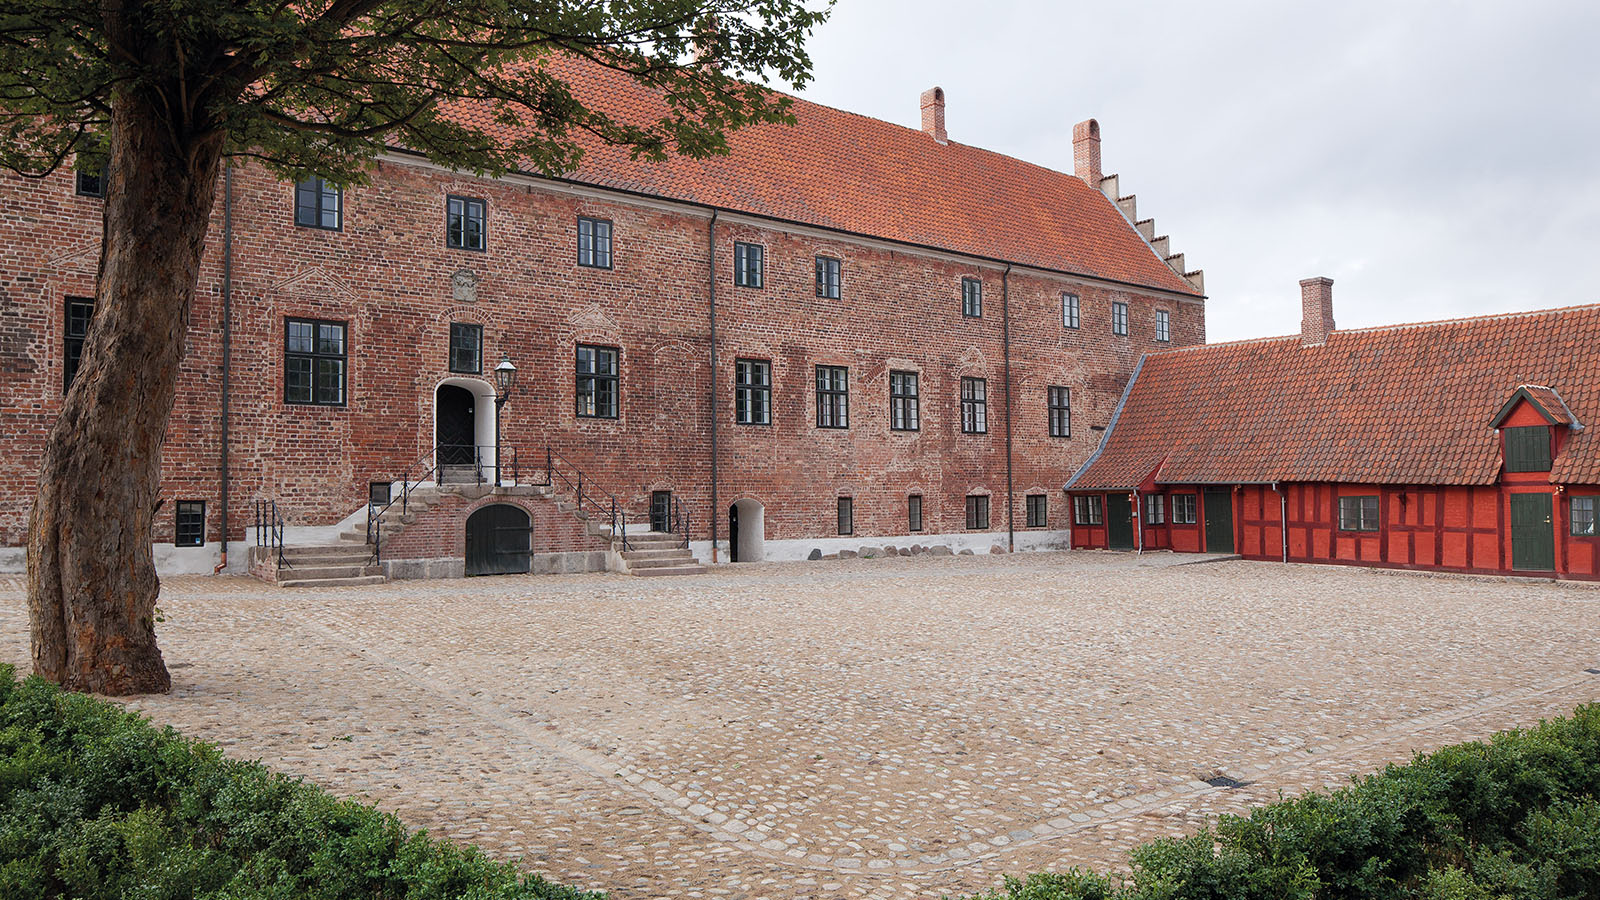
[790,0,1600,342]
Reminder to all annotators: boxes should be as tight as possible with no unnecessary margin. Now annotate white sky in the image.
[791,0,1600,342]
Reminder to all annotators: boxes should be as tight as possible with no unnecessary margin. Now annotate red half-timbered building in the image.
[1067,278,1600,580]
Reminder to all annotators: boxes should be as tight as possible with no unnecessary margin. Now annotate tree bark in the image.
[27,82,224,695]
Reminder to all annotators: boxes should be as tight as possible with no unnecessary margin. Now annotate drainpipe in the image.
[1002,263,1014,552]
[1135,492,1143,555]
[1272,481,1287,563]
[707,210,720,563]
[213,165,234,574]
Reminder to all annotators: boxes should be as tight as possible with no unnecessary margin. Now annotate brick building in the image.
[0,64,1205,579]
[1067,280,1600,581]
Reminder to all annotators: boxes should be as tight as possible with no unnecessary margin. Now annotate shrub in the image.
[964,705,1600,900]
[0,665,599,899]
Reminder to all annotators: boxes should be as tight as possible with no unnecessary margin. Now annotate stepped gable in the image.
[1070,303,1600,490]
[437,57,1200,297]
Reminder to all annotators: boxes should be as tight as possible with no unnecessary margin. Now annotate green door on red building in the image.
[1105,494,1134,550]
[1203,487,1234,554]
[1510,493,1555,571]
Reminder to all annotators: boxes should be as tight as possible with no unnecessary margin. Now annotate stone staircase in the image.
[260,544,386,588]
[618,530,706,576]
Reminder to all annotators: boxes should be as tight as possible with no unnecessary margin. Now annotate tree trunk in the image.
[27,85,224,695]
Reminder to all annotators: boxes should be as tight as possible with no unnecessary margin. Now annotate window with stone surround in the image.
[284,317,346,406]
[576,344,620,418]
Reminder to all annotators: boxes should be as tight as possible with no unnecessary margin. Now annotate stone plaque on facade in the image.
[451,268,478,304]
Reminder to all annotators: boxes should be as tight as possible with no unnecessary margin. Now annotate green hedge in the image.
[0,665,598,900]
[969,705,1600,900]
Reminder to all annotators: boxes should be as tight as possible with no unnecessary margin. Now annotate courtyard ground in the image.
[3,552,1598,899]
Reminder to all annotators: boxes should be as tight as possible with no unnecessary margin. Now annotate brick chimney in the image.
[1073,118,1101,185]
[920,87,947,144]
[1300,277,1335,346]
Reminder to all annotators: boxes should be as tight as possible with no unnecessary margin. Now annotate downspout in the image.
[1002,263,1014,552]
[213,165,234,574]
[1272,481,1287,563]
[707,210,720,563]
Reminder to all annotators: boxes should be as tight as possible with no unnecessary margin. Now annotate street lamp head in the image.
[493,355,517,399]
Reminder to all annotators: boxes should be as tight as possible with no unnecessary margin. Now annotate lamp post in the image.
[492,354,517,487]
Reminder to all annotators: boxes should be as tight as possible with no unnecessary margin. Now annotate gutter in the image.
[1272,481,1287,563]
[1002,263,1014,552]
[214,165,234,574]
[707,210,720,563]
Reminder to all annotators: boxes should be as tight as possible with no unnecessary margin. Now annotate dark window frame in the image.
[735,358,772,426]
[1337,495,1381,532]
[1155,309,1171,342]
[1048,386,1070,438]
[1112,301,1129,336]
[908,494,924,532]
[960,376,988,434]
[966,494,991,530]
[578,215,614,269]
[961,277,983,318]
[1172,494,1198,525]
[174,500,205,547]
[734,241,764,288]
[294,176,342,231]
[815,256,842,300]
[575,344,621,419]
[1145,494,1166,525]
[1504,425,1553,473]
[448,322,483,375]
[1063,293,1080,329]
[1026,494,1047,528]
[63,296,95,393]
[889,370,920,432]
[1073,495,1104,526]
[75,169,105,198]
[1572,496,1597,537]
[816,365,849,429]
[284,317,348,407]
[837,496,854,536]
[446,194,487,252]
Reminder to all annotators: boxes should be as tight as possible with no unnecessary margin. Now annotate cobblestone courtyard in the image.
[4,553,1599,899]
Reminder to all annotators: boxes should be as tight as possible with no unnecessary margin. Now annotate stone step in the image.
[279,564,383,581]
[622,532,685,544]
[627,555,699,569]
[632,564,707,577]
[277,574,389,588]
[282,550,374,566]
[623,547,696,561]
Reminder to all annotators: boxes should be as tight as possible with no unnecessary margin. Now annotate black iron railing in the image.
[252,499,290,572]
[366,443,520,566]
[541,446,633,552]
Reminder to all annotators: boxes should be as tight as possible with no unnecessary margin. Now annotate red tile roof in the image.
[1068,304,1600,490]
[442,58,1198,296]
[1492,384,1579,427]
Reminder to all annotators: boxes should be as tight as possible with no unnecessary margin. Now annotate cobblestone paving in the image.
[3,553,1599,899]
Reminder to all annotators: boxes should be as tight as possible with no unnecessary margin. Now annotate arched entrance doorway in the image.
[436,383,477,471]
[465,504,532,575]
[728,498,765,562]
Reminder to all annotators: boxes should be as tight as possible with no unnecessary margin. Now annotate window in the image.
[75,169,105,198]
[294,177,341,230]
[1172,494,1197,525]
[1062,293,1080,329]
[735,358,771,425]
[446,195,486,251]
[962,277,982,318]
[449,323,482,374]
[890,370,920,431]
[1048,386,1070,438]
[1145,495,1165,525]
[1572,496,1597,536]
[816,365,849,428]
[734,241,763,288]
[284,317,346,406]
[1156,309,1171,342]
[966,494,991,530]
[576,344,620,418]
[815,256,841,299]
[1112,301,1129,336]
[960,377,988,434]
[174,500,205,547]
[63,297,94,393]
[908,494,923,532]
[1338,496,1380,532]
[1073,495,1103,526]
[837,496,854,536]
[1026,495,1047,528]
[369,482,392,506]
[1504,426,1552,473]
[578,216,613,268]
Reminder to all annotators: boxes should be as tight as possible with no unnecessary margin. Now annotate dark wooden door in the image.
[1510,493,1555,571]
[651,491,672,533]
[436,384,476,465]
[1105,493,1134,550]
[465,504,531,576]
[1203,487,1235,554]
[728,504,740,562]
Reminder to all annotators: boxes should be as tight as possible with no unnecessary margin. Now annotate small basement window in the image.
[175,500,205,547]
